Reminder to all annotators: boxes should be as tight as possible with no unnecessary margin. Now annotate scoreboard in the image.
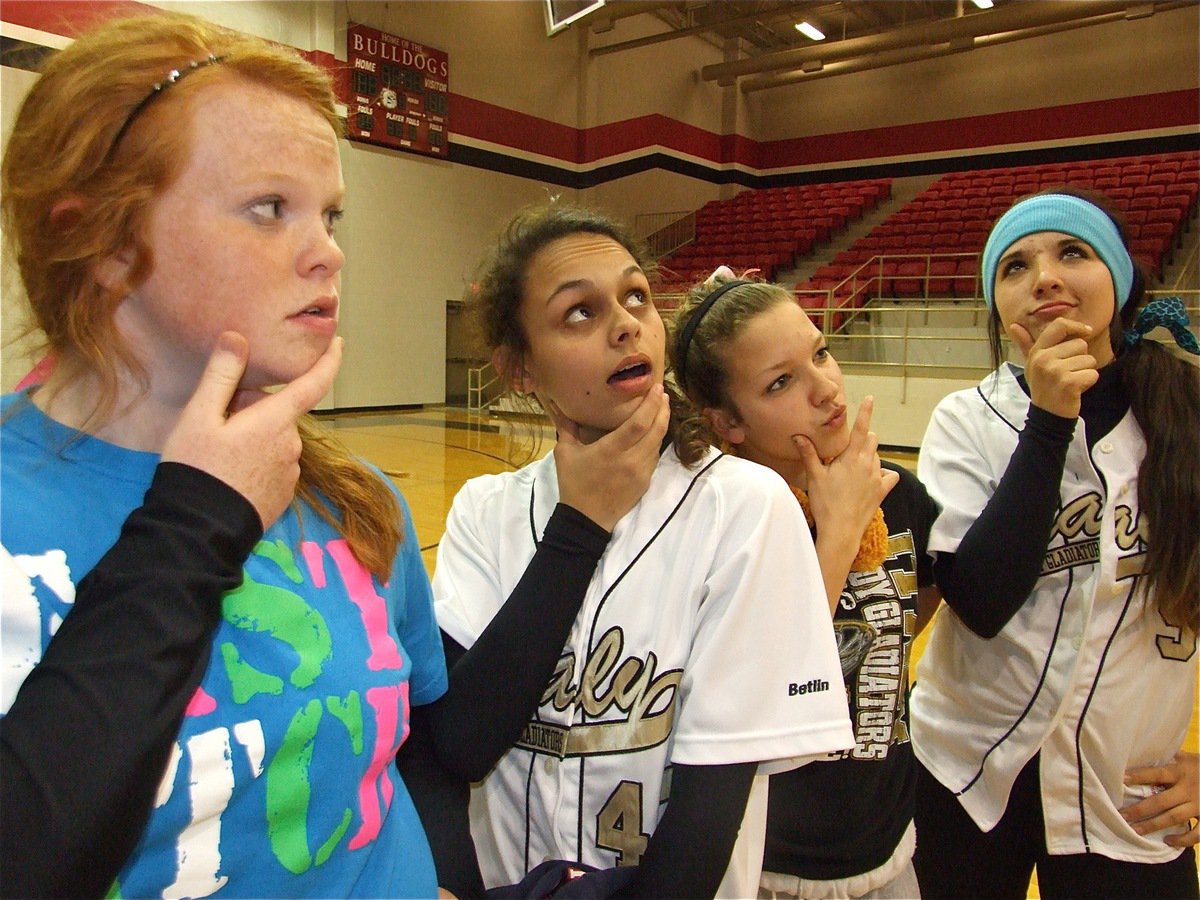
[346,23,448,157]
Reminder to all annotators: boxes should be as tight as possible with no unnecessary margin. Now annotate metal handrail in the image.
[635,210,697,259]
[466,362,507,413]
[808,293,1200,377]
[796,252,979,336]
[467,291,1199,412]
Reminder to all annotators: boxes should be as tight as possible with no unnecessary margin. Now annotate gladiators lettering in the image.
[1041,493,1146,575]
[520,722,569,757]
[518,626,682,757]
[833,531,919,764]
[854,623,904,760]
[1041,540,1101,574]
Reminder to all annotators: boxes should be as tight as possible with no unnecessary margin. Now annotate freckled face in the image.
[516,233,665,443]
[717,299,849,482]
[114,79,346,401]
[993,231,1117,366]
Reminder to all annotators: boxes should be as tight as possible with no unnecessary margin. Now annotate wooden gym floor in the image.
[327,405,1198,898]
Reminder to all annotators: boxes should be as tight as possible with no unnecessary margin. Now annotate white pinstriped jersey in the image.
[914,364,1196,863]
[433,445,854,894]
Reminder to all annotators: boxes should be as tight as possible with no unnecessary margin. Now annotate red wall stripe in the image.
[1,0,151,37]
[582,114,724,163]
[752,89,1200,169]
[5,2,1196,174]
[415,87,1197,172]
[451,94,578,161]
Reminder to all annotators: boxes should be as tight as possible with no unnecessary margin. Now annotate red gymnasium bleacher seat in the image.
[1108,187,1135,206]
[1141,221,1178,251]
[892,261,928,297]
[961,230,989,251]
[953,258,980,299]
[1146,207,1183,229]
[927,259,958,296]
[1129,240,1163,279]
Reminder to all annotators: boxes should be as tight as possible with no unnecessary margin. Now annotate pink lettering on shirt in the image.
[185,686,217,717]
[326,539,403,671]
[347,683,409,849]
[301,541,327,589]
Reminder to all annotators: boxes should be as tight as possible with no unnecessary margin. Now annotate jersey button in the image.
[1071,634,1082,650]
[544,757,555,775]
[1099,441,1114,454]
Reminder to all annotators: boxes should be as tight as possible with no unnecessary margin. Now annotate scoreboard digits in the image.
[346,23,448,157]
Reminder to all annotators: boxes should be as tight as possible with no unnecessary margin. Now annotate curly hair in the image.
[466,202,726,466]
[469,202,655,371]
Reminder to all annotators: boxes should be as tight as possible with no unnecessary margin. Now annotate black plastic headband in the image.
[676,279,752,391]
[108,55,225,158]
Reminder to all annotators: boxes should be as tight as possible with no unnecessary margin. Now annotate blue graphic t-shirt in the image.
[0,393,447,898]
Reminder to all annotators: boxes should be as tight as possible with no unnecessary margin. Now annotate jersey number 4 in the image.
[597,780,650,866]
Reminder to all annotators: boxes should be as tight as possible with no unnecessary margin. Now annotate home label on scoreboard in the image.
[346,23,448,157]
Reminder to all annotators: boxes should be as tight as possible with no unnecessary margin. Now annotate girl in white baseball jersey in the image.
[912,188,1199,898]
[421,204,854,898]
[670,270,941,899]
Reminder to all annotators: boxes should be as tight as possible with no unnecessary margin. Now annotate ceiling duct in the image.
[737,1,1191,92]
[700,0,1135,83]
[590,2,813,56]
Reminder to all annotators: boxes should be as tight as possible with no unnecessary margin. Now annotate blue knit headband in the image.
[981,194,1134,310]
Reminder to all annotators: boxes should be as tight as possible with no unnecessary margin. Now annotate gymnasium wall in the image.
[745,6,1199,169]
[2,0,1197,428]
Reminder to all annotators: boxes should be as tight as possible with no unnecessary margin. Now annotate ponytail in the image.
[1116,317,1200,633]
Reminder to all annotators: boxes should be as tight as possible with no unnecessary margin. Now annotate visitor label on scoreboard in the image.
[346,23,448,156]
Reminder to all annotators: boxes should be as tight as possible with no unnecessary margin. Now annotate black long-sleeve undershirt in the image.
[396,693,488,898]
[611,761,756,900]
[399,502,610,897]
[934,365,1129,638]
[402,500,758,898]
[426,502,612,782]
[403,635,757,899]
[0,463,261,899]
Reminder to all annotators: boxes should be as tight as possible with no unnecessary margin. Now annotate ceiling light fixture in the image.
[795,21,826,41]
[970,0,994,8]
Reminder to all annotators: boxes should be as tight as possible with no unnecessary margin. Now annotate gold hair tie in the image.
[790,486,889,572]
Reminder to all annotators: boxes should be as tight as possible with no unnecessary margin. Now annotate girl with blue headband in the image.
[912,188,1199,898]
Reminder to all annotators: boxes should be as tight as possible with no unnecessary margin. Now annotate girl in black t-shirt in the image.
[669,269,941,899]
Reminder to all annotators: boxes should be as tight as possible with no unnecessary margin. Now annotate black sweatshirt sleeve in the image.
[427,503,611,781]
[0,462,261,900]
[933,405,1076,638]
[395,686,487,899]
[613,762,757,899]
